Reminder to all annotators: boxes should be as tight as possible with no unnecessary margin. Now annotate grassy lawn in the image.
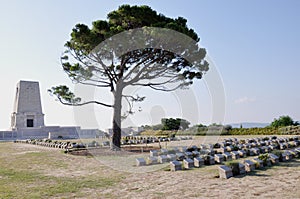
[0,142,123,198]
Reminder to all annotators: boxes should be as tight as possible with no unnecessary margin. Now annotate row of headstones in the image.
[14,139,72,149]
[136,150,238,167]
[169,147,300,174]
[136,143,300,168]
[122,136,192,145]
[136,146,215,167]
[137,143,279,167]
[13,139,99,149]
[219,147,300,179]
[218,136,300,152]
[222,136,299,144]
[14,138,114,149]
[137,155,207,168]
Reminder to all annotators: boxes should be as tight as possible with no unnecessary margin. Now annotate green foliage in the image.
[0,142,122,198]
[141,124,163,131]
[48,85,81,105]
[140,130,172,137]
[232,145,239,151]
[258,153,269,166]
[50,4,209,149]
[161,118,190,130]
[270,115,299,128]
[223,125,232,132]
[262,137,269,141]
[229,127,278,135]
[57,4,208,90]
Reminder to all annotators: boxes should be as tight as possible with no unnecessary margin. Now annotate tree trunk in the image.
[111,84,123,150]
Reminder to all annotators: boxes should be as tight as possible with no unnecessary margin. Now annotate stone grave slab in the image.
[251,148,260,155]
[194,157,204,168]
[226,145,234,152]
[219,147,227,153]
[176,152,185,161]
[147,156,158,165]
[239,163,246,174]
[192,151,200,157]
[223,152,232,161]
[204,155,215,165]
[231,151,240,160]
[158,155,169,164]
[214,154,224,164]
[282,151,293,161]
[238,150,246,158]
[136,158,146,166]
[150,150,158,157]
[184,151,193,159]
[183,158,194,169]
[244,160,255,172]
[252,158,264,169]
[167,154,177,161]
[269,153,279,164]
[160,149,168,155]
[170,161,182,171]
[179,146,188,152]
[219,165,233,179]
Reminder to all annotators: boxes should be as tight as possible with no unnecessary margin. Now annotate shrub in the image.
[263,137,269,141]
[232,145,239,151]
[258,153,269,166]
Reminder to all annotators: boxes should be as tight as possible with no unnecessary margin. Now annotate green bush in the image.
[232,145,239,151]
[263,137,269,141]
[258,153,269,166]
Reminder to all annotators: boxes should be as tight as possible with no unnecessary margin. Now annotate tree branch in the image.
[57,96,113,108]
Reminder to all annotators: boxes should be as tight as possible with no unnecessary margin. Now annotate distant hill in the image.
[229,122,270,128]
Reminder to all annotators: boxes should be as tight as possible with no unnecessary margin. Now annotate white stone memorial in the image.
[11,81,45,130]
[0,80,100,140]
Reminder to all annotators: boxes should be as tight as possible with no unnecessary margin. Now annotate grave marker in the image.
[219,165,233,179]
[170,161,182,171]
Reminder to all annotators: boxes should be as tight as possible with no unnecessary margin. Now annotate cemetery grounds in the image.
[0,135,299,199]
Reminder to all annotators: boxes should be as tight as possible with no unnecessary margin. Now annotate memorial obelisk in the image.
[11,81,45,130]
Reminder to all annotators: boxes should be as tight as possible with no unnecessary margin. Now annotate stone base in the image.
[170,161,182,171]
[219,165,233,179]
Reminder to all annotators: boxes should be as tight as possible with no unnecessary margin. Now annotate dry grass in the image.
[0,135,299,198]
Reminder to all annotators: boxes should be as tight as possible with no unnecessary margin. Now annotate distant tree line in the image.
[142,118,191,131]
[270,115,299,128]
[141,115,300,136]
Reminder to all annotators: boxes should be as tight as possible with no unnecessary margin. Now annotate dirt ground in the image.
[1,135,299,199]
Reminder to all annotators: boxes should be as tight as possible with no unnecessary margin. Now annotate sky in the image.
[0,0,300,130]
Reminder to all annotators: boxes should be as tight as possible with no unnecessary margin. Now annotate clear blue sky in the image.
[0,0,299,130]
